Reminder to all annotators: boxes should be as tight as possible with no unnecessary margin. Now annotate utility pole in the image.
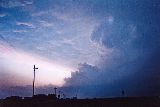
[33,65,38,96]
[122,90,125,97]
[54,87,57,97]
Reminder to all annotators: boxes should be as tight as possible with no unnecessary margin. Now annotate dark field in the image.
[0,96,160,107]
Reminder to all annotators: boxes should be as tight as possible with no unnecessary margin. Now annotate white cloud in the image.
[16,22,35,28]
[1,1,24,8]
[107,16,114,24]
[39,20,54,27]
[0,14,7,17]
[31,11,48,17]
[13,30,27,33]
[61,38,75,45]
[32,10,74,22]
[53,12,71,21]
[23,1,33,5]
[0,0,33,8]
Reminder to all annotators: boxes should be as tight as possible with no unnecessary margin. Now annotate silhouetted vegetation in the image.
[0,95,160,107]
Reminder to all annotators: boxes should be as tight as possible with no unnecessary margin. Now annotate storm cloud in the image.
[63,0,160,98]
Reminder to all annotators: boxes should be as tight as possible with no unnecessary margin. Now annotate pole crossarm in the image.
[33,65,38,96]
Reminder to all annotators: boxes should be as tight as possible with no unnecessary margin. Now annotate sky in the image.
[0,0,160,98]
